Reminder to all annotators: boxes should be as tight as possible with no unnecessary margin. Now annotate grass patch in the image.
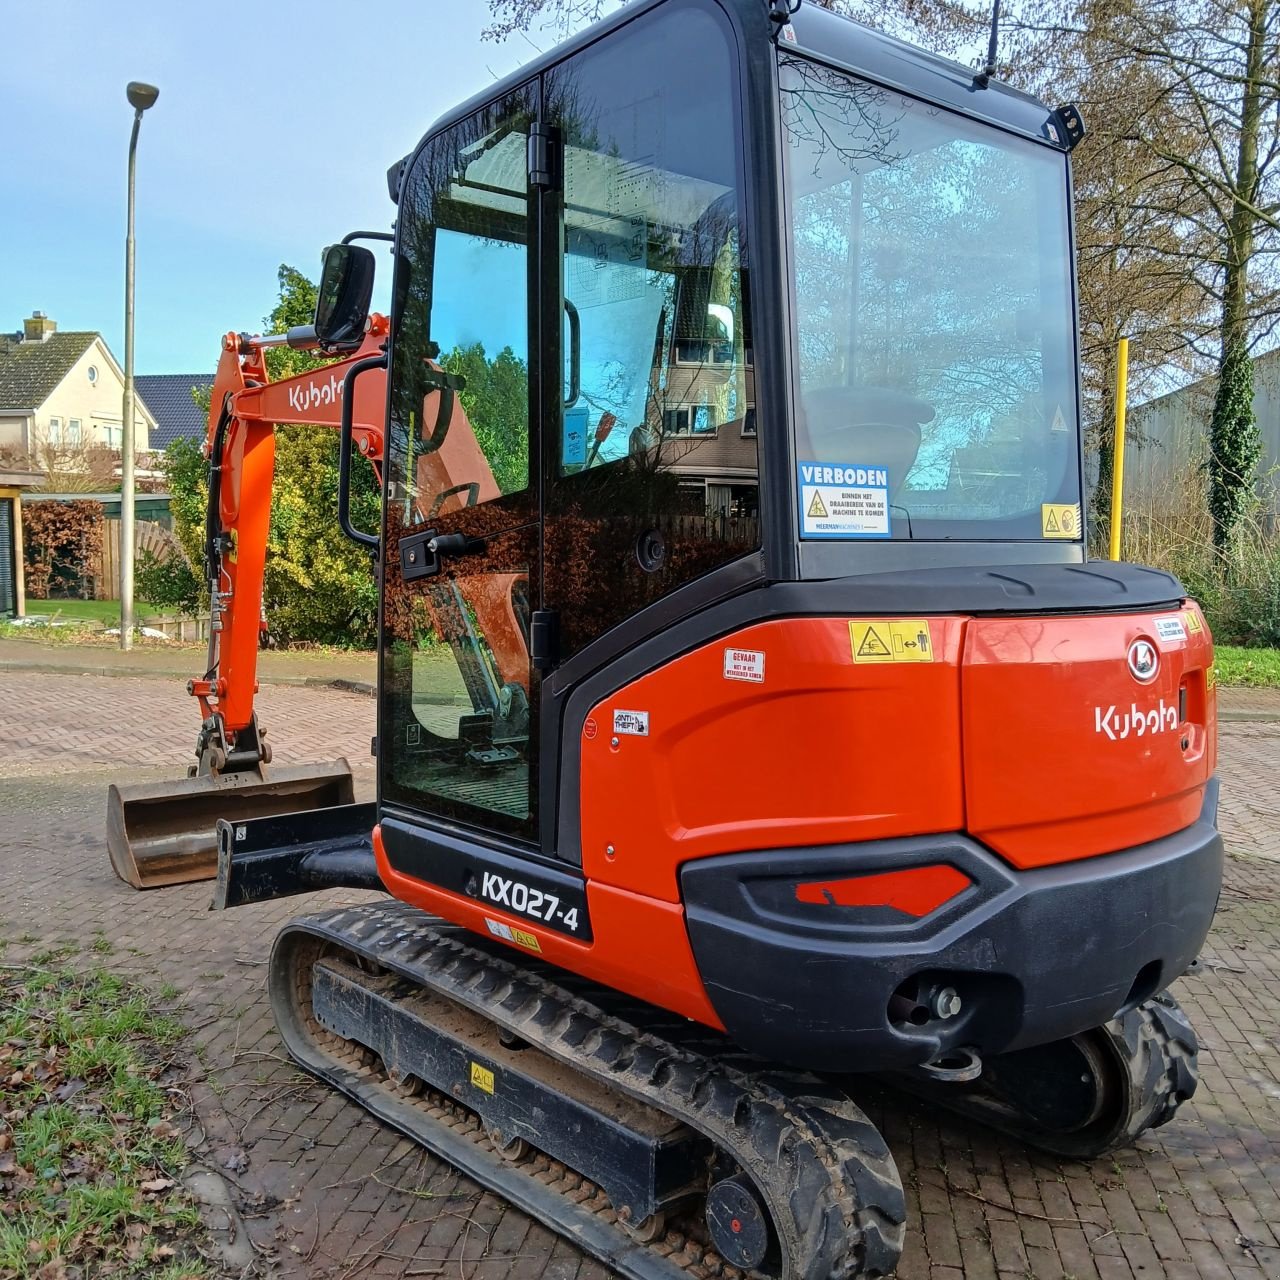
[1215,646,1280,688]
[0,966,214,1279]
[24,599,161,625]
[0,621,180,650]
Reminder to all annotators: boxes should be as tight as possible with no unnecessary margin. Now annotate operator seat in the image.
[799,385,934,500]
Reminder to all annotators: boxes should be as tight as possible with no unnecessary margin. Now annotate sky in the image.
[0,0,614,375]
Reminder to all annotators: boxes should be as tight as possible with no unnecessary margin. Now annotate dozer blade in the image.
[212,801,381,910]
[106,760,356,890]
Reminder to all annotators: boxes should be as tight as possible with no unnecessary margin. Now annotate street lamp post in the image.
[120,80,159,651]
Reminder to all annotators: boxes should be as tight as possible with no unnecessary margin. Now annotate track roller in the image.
[707,1177,771,1270]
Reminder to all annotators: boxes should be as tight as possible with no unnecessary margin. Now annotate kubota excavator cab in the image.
[207,1,1221,1274]
[344,0,1218,1072]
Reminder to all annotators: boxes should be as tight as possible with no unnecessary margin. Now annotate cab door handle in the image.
[399,529,485,581]
[428,533,486,559]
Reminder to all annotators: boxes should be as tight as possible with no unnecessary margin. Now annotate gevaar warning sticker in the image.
[723,647,765,682]
[798,462,890,539]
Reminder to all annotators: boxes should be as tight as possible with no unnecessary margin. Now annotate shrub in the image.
[159,398,379,648]
[21,500,104,600]
[1117,461,1280,648]
[136,547,204,617]
[261,425,379,647]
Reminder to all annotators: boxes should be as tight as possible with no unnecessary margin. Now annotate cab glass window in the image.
[545,2,759,657]
[781,58,1082,542]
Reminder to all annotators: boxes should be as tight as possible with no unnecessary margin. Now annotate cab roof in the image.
[389,0,1067,203]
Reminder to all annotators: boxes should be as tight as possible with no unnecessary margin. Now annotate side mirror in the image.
[315,244,376,348]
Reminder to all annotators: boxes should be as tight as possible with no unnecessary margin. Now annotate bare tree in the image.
[484,0,1280,553]
[0,433,121,493]
[481,0,995,46]
[1008,0,1280,550]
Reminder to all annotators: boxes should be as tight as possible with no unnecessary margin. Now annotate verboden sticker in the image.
[613,709,649,736]
[1154,615,1188,644]
[723,647,765,682]
[798,462,890,539]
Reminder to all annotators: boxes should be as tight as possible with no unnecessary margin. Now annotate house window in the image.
[48,416,62,444]
[674,338,737,366]
[105,426,121,448]
[677,479,707,512]
[663,408,690,436]
[741,406,757,438]
[661,404,718,437]
[67,418,82,444]
[87,365,98,384]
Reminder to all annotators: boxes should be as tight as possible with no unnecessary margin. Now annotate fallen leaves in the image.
[0,964,210,1278]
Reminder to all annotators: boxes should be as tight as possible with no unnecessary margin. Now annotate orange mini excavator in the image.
[108,2,1222,1276]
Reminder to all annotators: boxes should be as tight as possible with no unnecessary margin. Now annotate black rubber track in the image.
[888,992,1200,1159]
[268,901,906,1280]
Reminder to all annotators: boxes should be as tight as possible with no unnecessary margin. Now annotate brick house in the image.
[0,311,157,462]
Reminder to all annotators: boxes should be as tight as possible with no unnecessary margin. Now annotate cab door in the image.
[379,83,542,843]
[541,0,760,664]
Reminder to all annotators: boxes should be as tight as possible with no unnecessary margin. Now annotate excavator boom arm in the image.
[193,321,389,760]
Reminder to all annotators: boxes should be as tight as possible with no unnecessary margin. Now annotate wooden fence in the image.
[97,518,187,600]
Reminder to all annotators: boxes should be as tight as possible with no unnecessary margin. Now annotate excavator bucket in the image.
[106,760,357,890]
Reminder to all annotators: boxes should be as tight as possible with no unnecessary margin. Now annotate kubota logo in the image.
[287,373,343,415]
[1127,638,1159,682]
[1094,700,1178,741]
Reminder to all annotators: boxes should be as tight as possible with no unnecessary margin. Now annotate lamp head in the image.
[126,82,159,112]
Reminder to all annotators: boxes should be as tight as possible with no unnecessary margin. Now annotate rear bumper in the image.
[680,780,1223,1072]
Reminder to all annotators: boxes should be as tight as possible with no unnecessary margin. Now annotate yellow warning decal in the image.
[806,490,829,519]
[470,1062,495,1094]
[1207,664,1217,690]
[485,916,543,952]
[849,620,934,663]
[1041,503,1080,538]
[1185,609,1204,635]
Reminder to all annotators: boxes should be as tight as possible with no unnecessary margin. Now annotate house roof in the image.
[134,374,213,449]
[0,331,97,410]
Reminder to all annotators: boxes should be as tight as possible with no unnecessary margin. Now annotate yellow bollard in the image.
[1108,337,1129,561]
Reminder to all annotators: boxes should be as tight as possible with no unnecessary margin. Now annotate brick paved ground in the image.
[0,669,1277,1280]
[0,635,376,688]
